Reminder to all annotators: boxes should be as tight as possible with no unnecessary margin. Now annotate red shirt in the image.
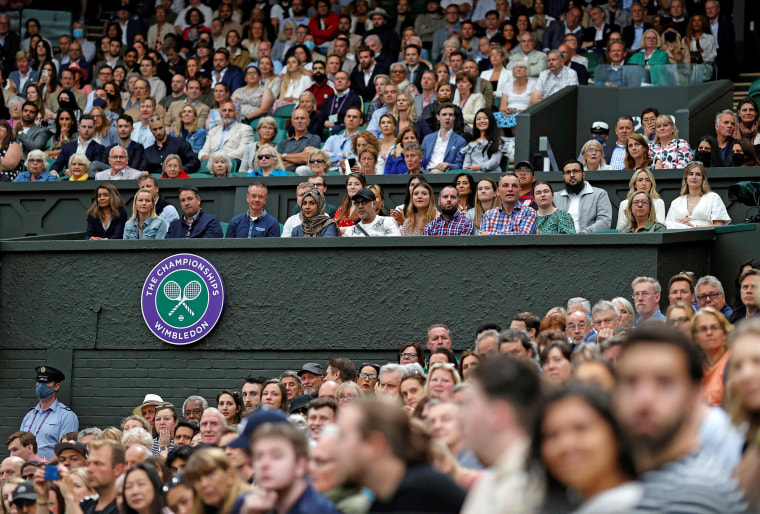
[307,82,336,110]
[308,12,340,44]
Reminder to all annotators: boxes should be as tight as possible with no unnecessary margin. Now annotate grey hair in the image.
[126,444,151,457]
[24,149,48,171]
[202,407,227,427]
[475,329,500,352]
[7,96,24,108]
[365,34,381,47]
[401,362,426,379]
[547,49,564,61]
[451,382,471,395]
[611,297,635,316]
[183,395,208,413]
[715,109,736,127]
[379,363,405,381]
[696,275,725,295]
[592,300,619,318]
[121,427,152,448]
[390,62,406,73]
[78,427,102,440]
[279,370,302,387]
[499,328,532,349]
[567,297,591,313]
[209,151,232,174]
[631,276,662,294]
[403,142,423,157]
[109,145,128,158]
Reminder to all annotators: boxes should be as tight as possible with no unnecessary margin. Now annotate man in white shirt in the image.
[323,107,363,171]
[94,146,145,180]
[530,50,579,105]
[422,103,467,171]
[344,188,401,237]
[132,97,158,148]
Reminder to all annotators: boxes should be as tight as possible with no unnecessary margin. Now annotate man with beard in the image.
[552,160,611,233]
[344,188,401,237]
[349,46,387,102]
[199,101,254,161]
[305,61,335,110]
[614,326,747,511]
[479,173,537,235]
[297,363,325,396]
[423,185,474,236]
[365,8,400,63]
[241,377,266,411]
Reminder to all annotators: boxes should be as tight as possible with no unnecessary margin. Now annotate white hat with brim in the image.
[132,394,167,416]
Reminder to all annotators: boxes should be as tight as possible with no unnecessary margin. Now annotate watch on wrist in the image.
[160,446,169,451]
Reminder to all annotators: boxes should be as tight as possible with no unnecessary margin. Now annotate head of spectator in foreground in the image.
[425,363,462,400]
[476,329,500,358]
[6,433,37,463]
[184,448,247,514]
[86,439,126,495]
[122,463,166,514]
[540,341,573,386]
[613,325,704,468]
[726,320,760,435]
[460,356,542,467]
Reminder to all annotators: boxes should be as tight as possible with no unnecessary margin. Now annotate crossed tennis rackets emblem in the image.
[162,280,202,316]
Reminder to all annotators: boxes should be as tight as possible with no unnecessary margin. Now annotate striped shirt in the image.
[423,211,475,236]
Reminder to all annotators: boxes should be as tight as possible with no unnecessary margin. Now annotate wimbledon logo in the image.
[141,253,226,345]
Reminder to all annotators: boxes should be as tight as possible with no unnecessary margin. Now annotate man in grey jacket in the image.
[553,160,612,233]
[14,101,50,158]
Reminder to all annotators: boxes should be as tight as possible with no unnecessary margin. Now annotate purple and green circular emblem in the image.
[141,254,226,345]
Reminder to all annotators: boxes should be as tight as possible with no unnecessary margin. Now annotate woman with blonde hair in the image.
[615,169,666,230]
[692,307,733,406]
[176,104,207,154]
[97,427,123,441]
[247,144,287,176]
[628,28,669,68]
[580,139,611,171]
[424,363,462,400]
[402,182,438,236]
[650,114,691,168]
[612,297,635,328]
[277,56,311,106]
[68,467,96,502]
[392,90,431,140]
[242,21,267,61]
[665,161,730,228]
[307,148,329,176]
[272,20,297,63]
[666,300,695,337]
[240,116,278,173]
[68,153,91,181]
[124,188,168,239]
[89,106,119,146]
[161,154,191,179]
[258,56,281,98]
[184,448,250,514]
[336,381,364,407]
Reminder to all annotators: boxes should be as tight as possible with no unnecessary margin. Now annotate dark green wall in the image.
[1,168,758,239]
[0,230,733,447]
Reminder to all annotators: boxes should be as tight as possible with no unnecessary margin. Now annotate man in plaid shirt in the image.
[423,185,475,236]
[479,174,537,235]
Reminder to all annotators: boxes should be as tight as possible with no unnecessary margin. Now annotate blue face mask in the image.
[35,383,54,399]
[73,28,84,39]
[304,40,314,51]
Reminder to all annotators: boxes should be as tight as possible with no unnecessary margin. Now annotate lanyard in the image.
[27,409,53,437]
[331,94,349,115]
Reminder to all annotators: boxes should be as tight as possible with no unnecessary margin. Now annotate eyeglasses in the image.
[352,199,371,205]
[309,159,325,164]
[696,324,723,333]
[632,292,651,298]
[183,408,203,417]
[515,169,532,174]
[585,148,601,154]
[697,292,722,301]
[258,154,273,160]
[567,323,588,330]
[668,317,690,325]
[111,155,127,159]
[358,373,377,379]
[631,200,650,206]
[400,352,418,359]
[28,158,43,163]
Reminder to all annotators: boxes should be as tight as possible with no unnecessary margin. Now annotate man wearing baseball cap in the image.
[11,481,36,514]
[54,441,88,469]
[20,365,79,460]
[344,188,401,237]
[514,161,537,209]
[297,364,325,396]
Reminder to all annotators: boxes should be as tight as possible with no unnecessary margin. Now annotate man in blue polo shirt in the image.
[226,183,280,238]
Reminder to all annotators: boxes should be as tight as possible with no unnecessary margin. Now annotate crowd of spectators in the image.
[0,0,746,191]
[4,265,760,512]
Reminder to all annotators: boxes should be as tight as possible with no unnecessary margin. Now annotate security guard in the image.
[20,365,79,460]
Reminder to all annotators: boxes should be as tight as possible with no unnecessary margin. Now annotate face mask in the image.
[304,40,315,51]
[93,97,107,108]
[694,150,711,166]
[312,72,326,83]
[664,31,677,43]
[732,152,745,166]
[591,134,606,144]
[35,383,54,399]
[73,28,84,39]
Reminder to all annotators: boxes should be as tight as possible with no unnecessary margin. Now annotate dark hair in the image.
[54,107,77,139]
[402,174,429,212]
[430,347,457,364]
[307,397,338,414]
[22,100,38,115]
[215,390,243,424]
[122,463,165,514]
[620,325,704,383]
[174,421,199,437]
[513,312,541,334]
[640,106,660,121]
[452,173,476,209]
[500,21,519,46]
[532,384,637,510]
[106,22,123,42]
[736,97,759,123]
[540,341,572,366]
[262,380,290,411]
[356,400,431,463]
[49,484,65,514]
[327,357,357,382]
[185,7,206,26]
[734,138,760,166]
[178,186,200,197]
[562,159,583,170]
[472,356,543,433]
[473,108,500,156]
[243,376,268,387]
[166,443,196,471]
[399,341,424,363]
[476,322,502,335]
[735,259,760,304]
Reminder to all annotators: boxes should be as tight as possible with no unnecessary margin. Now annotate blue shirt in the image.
[635,308,668,326]
[322,129,363,166]
[131,122,155,148]
[21,399,79,460]
[123,216,168,239]
[423,211,475,236]
[226,210,281,238]
[13,171,58,182]
[366,106,389,138]
[247,169,288,177]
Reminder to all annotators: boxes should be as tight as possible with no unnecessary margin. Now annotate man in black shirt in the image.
[60,439,123,514]
[336,400,466,512]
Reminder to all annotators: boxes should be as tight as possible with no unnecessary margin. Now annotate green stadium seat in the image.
[220,222,228,237]
[198,159,209,173]
[250,118,260,131]
[749,79,760,102]
[585,52,600,78]
[187,173,213,178]
[274,103,296,119]
[493,96,501,110]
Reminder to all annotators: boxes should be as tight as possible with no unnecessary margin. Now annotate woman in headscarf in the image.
[290,189,340,237]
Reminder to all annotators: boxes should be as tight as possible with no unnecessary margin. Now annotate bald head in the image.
[0,456,24,479]
[318,381,339,398]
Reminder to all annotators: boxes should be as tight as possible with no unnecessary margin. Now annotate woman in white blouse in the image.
[580,139,612,171]
[616,169,667,230]
[665,161,731,228]
[454,72,485,130]
[479,47,513,95]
